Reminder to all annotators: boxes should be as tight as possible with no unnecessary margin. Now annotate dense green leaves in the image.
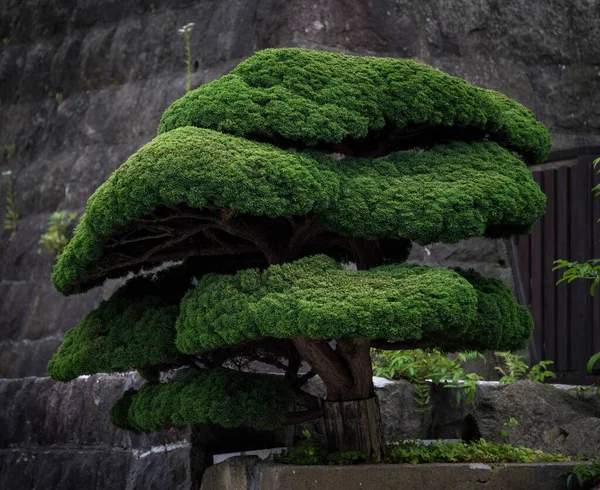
[110,369,290,432]
[456,269,534,351]
[47,282,181,381]
[52,127,545,294]
[176,255,532,353]
[158,48,550,164]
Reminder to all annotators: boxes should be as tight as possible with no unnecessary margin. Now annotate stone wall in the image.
[0,373,289,490]
[0,373,494,489]
[0,373,197,490]
[1,0,599,377]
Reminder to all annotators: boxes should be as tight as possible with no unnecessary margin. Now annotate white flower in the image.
[178,22,195,35]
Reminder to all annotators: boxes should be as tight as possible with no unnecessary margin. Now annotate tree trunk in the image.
[323,396,386,459]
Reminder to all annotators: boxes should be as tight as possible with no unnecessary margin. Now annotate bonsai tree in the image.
[49,48,548,459]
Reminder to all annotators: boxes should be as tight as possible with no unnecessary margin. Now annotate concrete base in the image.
[202,458,584,490]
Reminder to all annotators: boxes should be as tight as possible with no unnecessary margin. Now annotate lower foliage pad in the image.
[176,255,532,354]
[110,369,290,433]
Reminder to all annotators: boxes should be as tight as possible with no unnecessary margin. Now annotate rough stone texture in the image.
[463,380,600,457]
[203,460,585,490]
[0,372,189,448]
[0,373,293,490]
[0,446,196,490]
[2,0,600,377]
[429,380,500,439]
[200,456,261,490]
[376,378,427,440]
[296,377,507,441]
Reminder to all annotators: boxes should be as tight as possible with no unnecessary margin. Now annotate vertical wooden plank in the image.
[555,165,570,375]
[531,172,544,364]
[569,160,590,378]
[518,234,531,310]
[542,169,557,364]
[592,156,600,356]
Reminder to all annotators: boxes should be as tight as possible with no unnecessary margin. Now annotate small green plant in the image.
[3,142,16,159]
[277,439,574,466]
[177,23,195,92]
[55,92,64,104]
[501,417,519,439]
[373,349,484,415]
[494,351,555,383]
[3,174,18,238]
[565,457,600,489]
[588,353,600,374]
[1,37,8,46]
[554,157,600,296]
[388,440,572,465]
[39,211,78,256]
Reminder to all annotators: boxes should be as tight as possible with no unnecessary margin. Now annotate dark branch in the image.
[292,338,353,400]
[283,408,325,425]
[371,339,441,350]
[292,369,316,388]
[293,388,321,410]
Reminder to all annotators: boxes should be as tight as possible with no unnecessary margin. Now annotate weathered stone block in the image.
[0,373,189,448]
[200,456,261,490]
[202,460,585,490]
[463,380,600,457]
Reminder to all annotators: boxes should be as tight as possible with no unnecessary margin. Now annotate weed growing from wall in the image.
[39,210,78,256]
[3,173,18,239]
[3,143,16,160]
[178,23,195,92]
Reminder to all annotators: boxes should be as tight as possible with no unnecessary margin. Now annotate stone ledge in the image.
[203,458,585,490]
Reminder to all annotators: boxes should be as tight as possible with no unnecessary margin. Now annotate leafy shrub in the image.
[3,175,18,238]
[494,351,555,383]
[565,458,600,489]
[372,349,484,413]
[500,417,519,439]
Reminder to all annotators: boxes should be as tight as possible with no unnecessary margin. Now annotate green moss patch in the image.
[276,439,575,466]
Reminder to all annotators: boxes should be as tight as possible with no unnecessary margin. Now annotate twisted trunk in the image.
[273,230,387,458]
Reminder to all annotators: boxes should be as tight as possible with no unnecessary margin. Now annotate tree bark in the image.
[268,229,388,458]
[323,396,386,460]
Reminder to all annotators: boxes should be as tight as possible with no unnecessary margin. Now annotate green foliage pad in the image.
[47,269,194,381]
[159,48,550,164]
[176,255,532,353]
[52,127,545,294]
[110,369,290,432]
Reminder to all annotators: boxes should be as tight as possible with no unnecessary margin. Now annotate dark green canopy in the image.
[110,369,290,433]
[159,48,550,164]
[52,127,544,294]
[176,255,532,354]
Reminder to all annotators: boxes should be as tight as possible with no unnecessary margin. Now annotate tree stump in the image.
[323,396,386,459]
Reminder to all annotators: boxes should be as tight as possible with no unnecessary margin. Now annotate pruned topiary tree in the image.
[49,48,547,459]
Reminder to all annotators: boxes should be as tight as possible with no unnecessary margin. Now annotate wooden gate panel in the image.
[517,150,600,384]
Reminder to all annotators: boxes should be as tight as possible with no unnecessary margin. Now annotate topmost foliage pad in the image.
[159,48,550,164]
